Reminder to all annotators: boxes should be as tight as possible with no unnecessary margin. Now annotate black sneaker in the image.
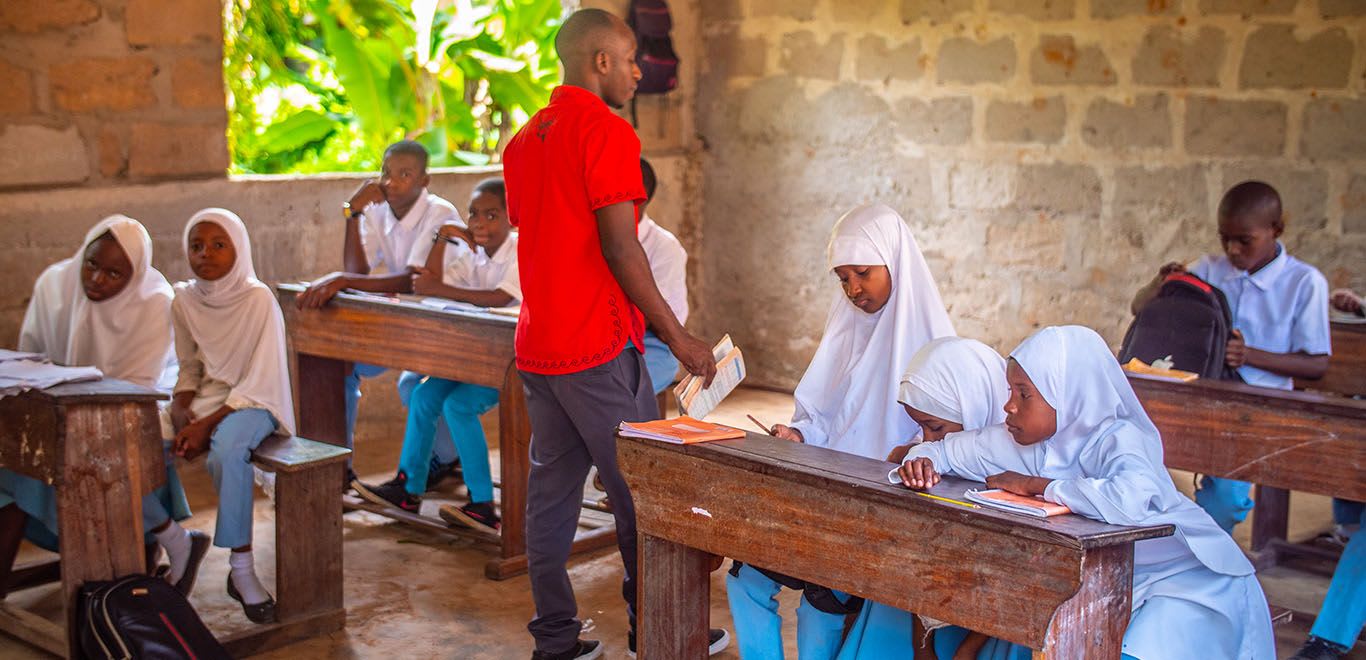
[438,501,501,534]
[424,458,462,492]
[530,639,602,660]
[627,628,729,657]
[353,474,421,513]
[1290,636,1349,660]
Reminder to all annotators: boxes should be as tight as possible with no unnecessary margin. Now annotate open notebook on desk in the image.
[0,360,103,399]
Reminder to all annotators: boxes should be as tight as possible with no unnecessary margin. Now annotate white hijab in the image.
[790,203,955,460]
[18,215,173,389]
[1011,325,1252,576]
[898,337,1007,430]
[174,208,295,435]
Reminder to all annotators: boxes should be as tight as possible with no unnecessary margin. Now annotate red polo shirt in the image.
[503,85,647,375]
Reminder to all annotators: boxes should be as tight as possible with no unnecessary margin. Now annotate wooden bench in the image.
[621,432,1174,658]
[217,435,351,657]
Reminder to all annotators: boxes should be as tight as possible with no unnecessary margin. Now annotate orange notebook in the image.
[617,417,745,444]
[964,489,1072,518]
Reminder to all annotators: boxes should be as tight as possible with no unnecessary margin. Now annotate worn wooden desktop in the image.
[620,432,1174,659]
[276,283,616,579]
[0,379,165,657]
[1129,373,1366,566]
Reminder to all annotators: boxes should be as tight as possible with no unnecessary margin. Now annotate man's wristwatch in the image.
[342,202,359,221]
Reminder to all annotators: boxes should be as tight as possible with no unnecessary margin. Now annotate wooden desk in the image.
[1129,373,1366,565]
[1300,320,1366,397]
[276,284,615,579]
[0,379,165,657]
[620,433,1174,659]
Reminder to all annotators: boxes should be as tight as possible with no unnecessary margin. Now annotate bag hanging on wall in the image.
[627,0,679,126]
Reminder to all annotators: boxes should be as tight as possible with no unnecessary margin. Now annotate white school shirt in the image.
[441,231,522,302]
[638,214,689,325]
[359,191,462,274]
[1189,244,1331,390]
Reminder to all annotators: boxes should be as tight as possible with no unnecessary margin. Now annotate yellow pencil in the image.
[910,490,980,509]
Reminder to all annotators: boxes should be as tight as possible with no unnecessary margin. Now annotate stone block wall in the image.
[695,0,1366,389]
[0,0,229,187]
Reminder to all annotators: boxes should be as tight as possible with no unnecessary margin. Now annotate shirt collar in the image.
[1244,242,1287,291]
[551,85,607,109]
[391,190,431,231]
[487,232,517,265]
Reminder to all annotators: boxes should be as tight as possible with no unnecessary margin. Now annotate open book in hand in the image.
[618,417,745,444]
[964,489,1071,518]
[673,334,746,420]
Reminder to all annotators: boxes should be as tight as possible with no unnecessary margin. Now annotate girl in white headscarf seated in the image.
[730,203,955,660]
[0,215,202,593]
[896,326,1275,660]
[841,337,1027,660]
[159,208,296,625]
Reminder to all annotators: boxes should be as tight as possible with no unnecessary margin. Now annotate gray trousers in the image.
[521,347,659,653]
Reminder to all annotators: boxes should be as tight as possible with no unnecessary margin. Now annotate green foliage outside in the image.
[225,0,562,174]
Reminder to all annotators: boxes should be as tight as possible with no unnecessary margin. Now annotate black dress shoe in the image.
[226,574,277,624]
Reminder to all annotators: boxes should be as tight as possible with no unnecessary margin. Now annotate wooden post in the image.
[487,365,532,579]
[295,353,348,448]
[274,462,345,621]
[637,533,711,660]
[1251,485,1291,557]
[1036,543,1134,659]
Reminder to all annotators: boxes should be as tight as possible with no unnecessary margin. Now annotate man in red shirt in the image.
[502,9,721,660]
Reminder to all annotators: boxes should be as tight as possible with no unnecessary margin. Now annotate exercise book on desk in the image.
[618,417,745,444]
[964,489,1071,518]
[0,360,103,399]
[674,334,747,420]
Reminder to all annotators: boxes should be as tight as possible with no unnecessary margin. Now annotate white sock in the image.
[153,520,192,584]
[228,550,271,605]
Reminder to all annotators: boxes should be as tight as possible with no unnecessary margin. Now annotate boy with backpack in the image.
[1130,180,1331,534]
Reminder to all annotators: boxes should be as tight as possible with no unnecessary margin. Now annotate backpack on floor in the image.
[1119,272,1241,381]
[626,0,678,125]
[79,574,230,660]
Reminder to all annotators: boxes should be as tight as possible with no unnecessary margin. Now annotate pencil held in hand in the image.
[746,414,773,435]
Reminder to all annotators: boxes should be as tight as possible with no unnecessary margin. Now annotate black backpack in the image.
[626,0,678,124]
[1119,272,1241,381]
[79,575,230,660]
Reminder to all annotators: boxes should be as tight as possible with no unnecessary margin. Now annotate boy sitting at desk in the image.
[295,141,462,482]
[353,177,519,534]
[1131,180,1330,534]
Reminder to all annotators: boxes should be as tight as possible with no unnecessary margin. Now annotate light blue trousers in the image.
[1310,498,1365,648]
[1194,475,1254,534]
[932,626,1033,660]
[725,564,845,660]
[198,408,278,549]
[641,331,680,396]
[396,371,457,465]
[397,377,500,501]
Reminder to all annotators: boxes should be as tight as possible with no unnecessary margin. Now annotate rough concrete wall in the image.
[0,0,229,188]
[696,0,1366,389]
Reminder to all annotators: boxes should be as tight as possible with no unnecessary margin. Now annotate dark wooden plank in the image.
[636,533,711,659]
[0,602,66,657]
[0,393,60,485]
[671,433,1173,548]
[217,608,347,658]
[620,437,1161,651]
[18,378,165,405]
[1129,374,1366,501]
[1038,543,1133,659]
[486,525,619,581]
[274,462,345,623]
[1300,321,1366,397]
[253,436,351,473]
[293,353,348,449]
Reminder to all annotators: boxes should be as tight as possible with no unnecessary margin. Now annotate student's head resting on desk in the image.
[898,337,1008,441]
[555,8,640,109]
[1217,180,1283,275]
[467,177,510,254]
[379,140,431,219]
[81,230,135,302]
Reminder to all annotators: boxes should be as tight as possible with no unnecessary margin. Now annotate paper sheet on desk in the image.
[0,360,102,399]
[419,297,521,317]
[0,349,44,363]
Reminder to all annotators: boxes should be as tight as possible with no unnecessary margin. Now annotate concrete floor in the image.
[1,382,1361,658]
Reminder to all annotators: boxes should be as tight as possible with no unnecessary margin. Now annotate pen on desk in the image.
[745,414,773,435]
[910,490,980,509]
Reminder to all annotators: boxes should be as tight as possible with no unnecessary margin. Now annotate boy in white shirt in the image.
[354,178,518,534]
[1131,180,1331,533]
[638,158,689,394]
[295,141,463,481]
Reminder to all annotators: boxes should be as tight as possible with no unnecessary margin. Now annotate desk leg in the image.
[487,366,531,580]
[296,353,348,448]
[1251,486,1290,564]
[56,403,154,655]
[1036,543,1133,660]
[638,533,711,660]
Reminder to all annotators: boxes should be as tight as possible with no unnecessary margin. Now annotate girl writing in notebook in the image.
[160,208,296,624]
[897,325,1275,660]
[729,203,955,660]
[0,215,200,593]
[842,336,1024,660]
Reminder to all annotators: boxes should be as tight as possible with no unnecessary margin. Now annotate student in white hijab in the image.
[0,215,202,593]
[895,326,1275,660]
[731,203,955,660]
[843,336,1025,660]
[159,208,295,624]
